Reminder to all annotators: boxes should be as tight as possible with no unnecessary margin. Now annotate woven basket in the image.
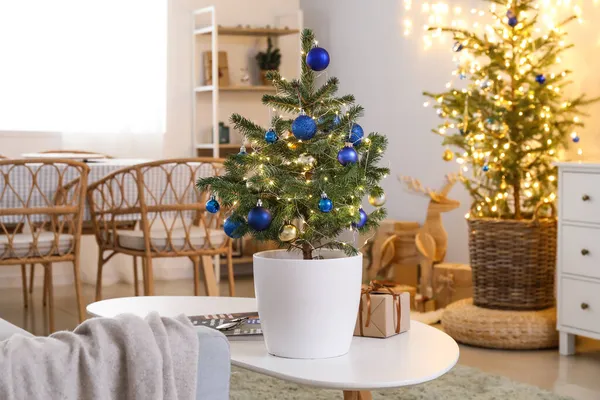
[468,203,557,310]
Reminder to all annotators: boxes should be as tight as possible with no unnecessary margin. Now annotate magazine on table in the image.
[188,312,262,341]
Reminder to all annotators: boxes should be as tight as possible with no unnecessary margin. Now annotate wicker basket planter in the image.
[467,205,557,310]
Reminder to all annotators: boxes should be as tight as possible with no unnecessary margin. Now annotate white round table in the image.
[87,297,459,400]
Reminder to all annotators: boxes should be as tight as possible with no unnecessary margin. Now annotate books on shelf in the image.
[189,312,262,341]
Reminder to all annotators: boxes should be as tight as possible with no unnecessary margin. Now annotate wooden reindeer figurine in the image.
[401,174,460,298]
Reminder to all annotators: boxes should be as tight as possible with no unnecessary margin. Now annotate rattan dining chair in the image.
[27,150,113,291]
[0,159,89,332]
[87,158,234,299]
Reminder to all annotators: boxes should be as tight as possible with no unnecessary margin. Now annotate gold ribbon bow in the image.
[358,280,402,336]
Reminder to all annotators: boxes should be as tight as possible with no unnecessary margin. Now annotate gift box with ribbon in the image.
[354,280,411,338]
[433,263,473,309]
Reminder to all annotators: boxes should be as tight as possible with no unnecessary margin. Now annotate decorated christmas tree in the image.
[424,0,598,219]
[197,29,389,260]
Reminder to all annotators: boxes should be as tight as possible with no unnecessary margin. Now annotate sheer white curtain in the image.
[0,0,166,135]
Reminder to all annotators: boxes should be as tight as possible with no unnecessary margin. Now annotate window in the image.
[0,0,166,134]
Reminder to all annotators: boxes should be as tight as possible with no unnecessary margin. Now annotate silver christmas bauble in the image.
[298,153,316,166]
[368,193,386,207]
[278,224,299,242]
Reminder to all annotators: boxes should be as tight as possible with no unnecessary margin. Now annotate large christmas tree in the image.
[424,0,598,219]
[197,29,389,260]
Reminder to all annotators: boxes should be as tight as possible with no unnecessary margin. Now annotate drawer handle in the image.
[581,249,590,256]
[582,194,591,201]
[581,303,590,310]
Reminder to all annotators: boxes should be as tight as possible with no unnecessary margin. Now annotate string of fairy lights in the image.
[402,0,597,42]
[406,0,599,218]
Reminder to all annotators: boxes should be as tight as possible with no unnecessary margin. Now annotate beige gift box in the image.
[354,290,411,338]
[433,263,473,309]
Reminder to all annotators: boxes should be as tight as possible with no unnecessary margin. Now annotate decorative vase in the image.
[259,70,272,86]
[468,204,557,310]
[253,249,362,359]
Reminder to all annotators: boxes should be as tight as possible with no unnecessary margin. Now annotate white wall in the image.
[300,0,600,263]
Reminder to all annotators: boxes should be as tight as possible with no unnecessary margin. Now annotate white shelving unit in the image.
[192,6,303,158]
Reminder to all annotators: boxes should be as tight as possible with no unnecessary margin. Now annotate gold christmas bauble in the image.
[368,193,386,207]
[278,224,299,242]
[442,149,454,162]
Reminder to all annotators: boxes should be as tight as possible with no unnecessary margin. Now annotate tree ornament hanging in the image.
[452,41,464,52]
[205,195,220,214]
[238,145,248,155]
[442,149,454,161]
[368,193,386,207]
[535,74,546,84]
[573,136,580,143]
[298,153,316,166]
[480,78,492,89]
[278,223,299,242]
[318,193,333,213]
[265,128,278,144]
[349,123,364,146]
[337,143,359,166]
[292,112,317,140]
[306,46,330,71]
[247,199,272,231]
[507,10,518,27]
[482,164,490,172]
[333,114,342,127]
[224,218,244,239]
[353,208,368,229]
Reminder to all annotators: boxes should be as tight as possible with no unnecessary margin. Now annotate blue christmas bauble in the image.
[459,128,469,135]
[535,74,546,84]
[353,208,368,229]
[483,165,490,172]
[306,47,330,71]
[223,218,244,239]
[337,145,359,166]
[508,16,518,27]
[333,115,342,127]
[248,206,272,231]
[573,136,580,143]
[206,197,220,213]
[459,72,467,80]
[452,42,464,52]
[318,195,333,213]
[292,115,317,140]
[238,145,247,155]
[349,124,364,146]
[265,129,278,144]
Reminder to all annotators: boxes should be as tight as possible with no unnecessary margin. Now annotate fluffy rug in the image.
[230,365,572,400]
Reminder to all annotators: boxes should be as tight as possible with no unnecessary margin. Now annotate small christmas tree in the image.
[197,29,389,260]
[424,0,598,219]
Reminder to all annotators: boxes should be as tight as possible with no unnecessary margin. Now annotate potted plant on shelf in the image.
[423,0,599,311]
[255,37,281,85]
[198,29,388,359]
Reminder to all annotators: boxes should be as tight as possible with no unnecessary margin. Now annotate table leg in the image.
[343,391,372,400]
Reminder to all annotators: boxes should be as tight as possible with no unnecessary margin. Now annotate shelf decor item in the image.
[204,51,230,86]
[197,29,389,359]
[255,37,281,85]
[218,122,230,144]
[422,0,599,310]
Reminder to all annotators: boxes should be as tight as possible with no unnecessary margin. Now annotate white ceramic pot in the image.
[253,249,362,359]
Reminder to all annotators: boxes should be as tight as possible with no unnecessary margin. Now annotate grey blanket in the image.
[0,313,199,400]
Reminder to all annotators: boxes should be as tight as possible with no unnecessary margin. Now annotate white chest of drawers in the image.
[557,162,600,355]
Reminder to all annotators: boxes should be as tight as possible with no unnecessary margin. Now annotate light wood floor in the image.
[1,277,599,400]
